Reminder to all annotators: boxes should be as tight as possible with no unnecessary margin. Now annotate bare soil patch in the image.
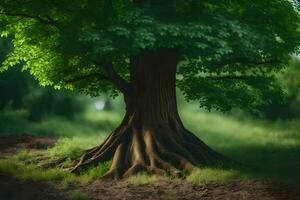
[85,179,300,200]
[0,175,68,200]
[0,134,56,157]
[0,134,299,200]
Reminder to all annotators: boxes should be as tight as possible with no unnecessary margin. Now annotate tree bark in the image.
[71,49,227,178]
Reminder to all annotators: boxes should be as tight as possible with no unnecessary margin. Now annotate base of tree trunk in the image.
[70,115,228,179]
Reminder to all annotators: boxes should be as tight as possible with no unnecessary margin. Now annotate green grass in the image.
[0,107,122,137]
[0,100,300,185]
[0,158,75,183]
[47,136,106,159]
[78,160,111,183]
[0,156,111,186]
[14,150,33,162]
[179,103,300,184]
[69,190,90,200]
[187,168,245,184]
[128,173,159,185]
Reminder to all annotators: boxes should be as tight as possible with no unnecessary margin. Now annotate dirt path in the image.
[0,134,299,200]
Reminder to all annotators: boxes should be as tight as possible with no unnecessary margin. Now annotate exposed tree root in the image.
[40,157,67,169]
[70,118,229,179]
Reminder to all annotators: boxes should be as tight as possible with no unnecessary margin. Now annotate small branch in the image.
[65,73,108,83]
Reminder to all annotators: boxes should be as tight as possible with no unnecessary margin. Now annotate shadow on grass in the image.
[214,144,300,185]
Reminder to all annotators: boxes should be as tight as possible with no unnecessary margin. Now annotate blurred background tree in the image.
[280,56,300,118]
[0,37,85,120]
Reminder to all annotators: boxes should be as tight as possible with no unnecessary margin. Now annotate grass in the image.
[14,150,33,162]
[187,168,245,184]
[69,190,90,200]
[0,99,300,185]
[0,107,122,137]
[128,173,159,185]
[78,161,111,183]
[0,154,111,186]
[47,136,106,159]
[179,102,300,184]
[0,158,75,183]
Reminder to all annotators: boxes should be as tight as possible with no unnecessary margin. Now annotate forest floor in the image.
[0,134,299,200]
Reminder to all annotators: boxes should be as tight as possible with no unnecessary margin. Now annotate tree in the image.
[280,56,300,117]
[0,0,299,178]
[0,37,31,109]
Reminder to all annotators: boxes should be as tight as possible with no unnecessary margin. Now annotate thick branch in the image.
[102,63,132,95]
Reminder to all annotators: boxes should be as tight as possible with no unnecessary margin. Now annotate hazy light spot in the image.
[95,101,105,110]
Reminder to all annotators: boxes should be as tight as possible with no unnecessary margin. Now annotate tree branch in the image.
[102,63,132,95]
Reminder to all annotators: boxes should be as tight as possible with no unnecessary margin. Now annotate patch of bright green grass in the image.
[14,150,33,162]
[78,161,111,183]
[128,173,158,185]
[47,136,106,159]
[187,168,244,184]
[0,158,75,183]
[69,190,90,200]
[0,157,111,186]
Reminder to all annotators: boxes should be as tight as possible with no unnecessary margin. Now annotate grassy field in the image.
[0,99,300,185]
[179,102,300,184]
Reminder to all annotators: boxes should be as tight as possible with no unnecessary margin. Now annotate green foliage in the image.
[0,1,299,112]
[24,88,85,121]
[0,62,85,120]
[279,57,300,117]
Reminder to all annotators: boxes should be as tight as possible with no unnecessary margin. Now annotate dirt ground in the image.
[0,134,299,200]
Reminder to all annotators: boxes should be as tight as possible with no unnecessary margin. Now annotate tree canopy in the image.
[1,0,300,113]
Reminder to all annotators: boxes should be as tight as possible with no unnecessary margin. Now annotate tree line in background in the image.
[0,38,85,120]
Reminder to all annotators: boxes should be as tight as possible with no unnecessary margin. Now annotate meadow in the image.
[0,97,299,187]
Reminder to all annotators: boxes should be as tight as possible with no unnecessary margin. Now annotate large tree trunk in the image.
[71,49,227,178]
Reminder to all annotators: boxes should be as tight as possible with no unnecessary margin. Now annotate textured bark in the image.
[71,49,227,178]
